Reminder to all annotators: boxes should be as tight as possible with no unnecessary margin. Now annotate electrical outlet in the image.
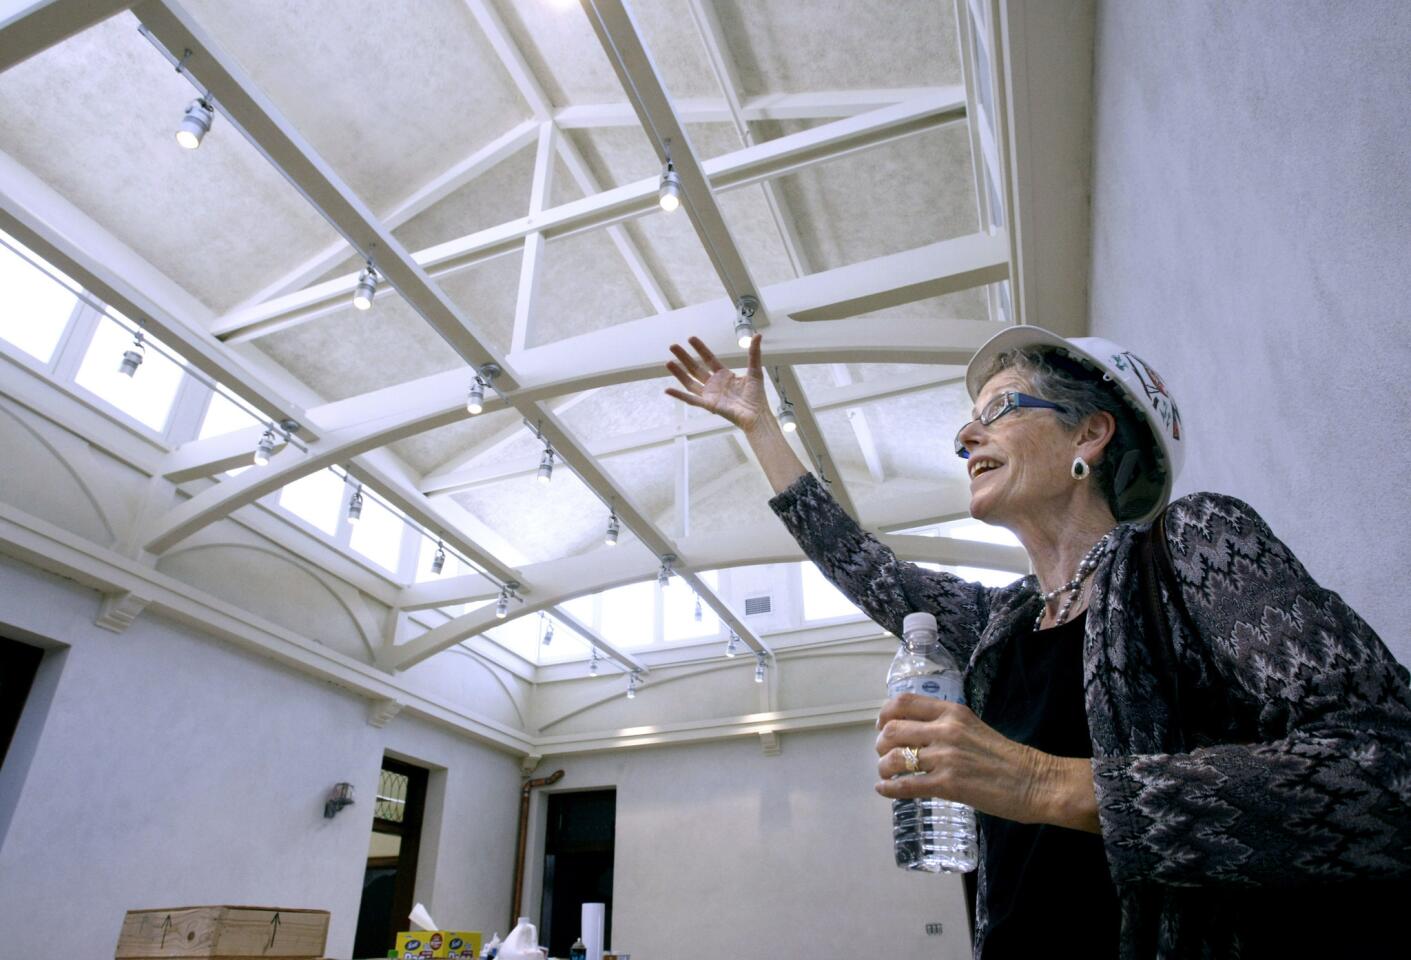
[925,922,945,936]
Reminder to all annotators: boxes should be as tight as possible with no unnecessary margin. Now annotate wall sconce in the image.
[324,782,355,819]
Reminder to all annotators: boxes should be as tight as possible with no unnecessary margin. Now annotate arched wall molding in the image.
[0,397,116,544]
[160,540,378,658]
[442,645,529,728]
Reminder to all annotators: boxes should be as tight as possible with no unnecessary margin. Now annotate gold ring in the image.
[901,746,920,774]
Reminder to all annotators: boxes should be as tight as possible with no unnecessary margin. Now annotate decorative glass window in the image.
[598,580,656,650]
[801,561,863,621]
[662,569,719,641]
[74,313,186,433]
[349,493,406,574]
[278,469,345,537]
[0,231,79,364]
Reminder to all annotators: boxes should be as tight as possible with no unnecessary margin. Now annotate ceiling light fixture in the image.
[604,508,620,547]
[626,671,638,699]
[754,652,767,683]
[589,647,600,676]
[734,295,758,349]
[431,540,446,575]
[352,262,378,311]
[176,97,214,150]
[657,554,676,589]
[542,614,554,646]
[346,482,363,523]
[467,363,499,415]
[118,330,146,377]
[537,445,554,484]
[658,161,681,213]
[252,426,276,467]
[495,581,519,619]
[777,400,797,433]
[694,593,703,622]
[725,631,738,658]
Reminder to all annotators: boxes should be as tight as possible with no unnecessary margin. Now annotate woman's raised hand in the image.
[664,334,767,433]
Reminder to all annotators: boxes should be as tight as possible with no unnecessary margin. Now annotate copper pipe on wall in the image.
[511,769,564,931]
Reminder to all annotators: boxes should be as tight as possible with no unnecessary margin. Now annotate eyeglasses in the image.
[954,391,1068,459]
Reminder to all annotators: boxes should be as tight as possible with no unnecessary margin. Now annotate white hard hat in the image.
[965,325,1185,522]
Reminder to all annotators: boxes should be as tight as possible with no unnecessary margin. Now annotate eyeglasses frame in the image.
[954,391,1068,459]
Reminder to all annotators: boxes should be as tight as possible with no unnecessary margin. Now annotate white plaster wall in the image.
[0,556,521,959]
[524,728,970,960]
[1087,0,1411,662]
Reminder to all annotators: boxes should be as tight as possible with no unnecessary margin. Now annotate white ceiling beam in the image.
[134,0,516,383]
[830,365,885,483]
[552,87,953,128]
[165,236,1002,481]
[423,368,961,495]
[211,90,966,343]
[228,120,539,311]
[0,0,131,72]
[511,122,556,353]
[549,605,646,675]
[0,147,317,440]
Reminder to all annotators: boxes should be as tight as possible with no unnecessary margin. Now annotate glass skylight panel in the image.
[663,570,719,642]
[199,388,263,439]
[938,564,1024,590]
[933,517,1022,547]
[75,314,185,433]
[349,493,407,574]
[277,468,344,537]
[486,613,541,662]
[801,561,864,621]
[0,232,79,363]
[414,534,465,583]
[537,621,592,665]
[598,580,656,650]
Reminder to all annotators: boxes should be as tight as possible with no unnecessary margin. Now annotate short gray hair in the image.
[976,347,1160,521]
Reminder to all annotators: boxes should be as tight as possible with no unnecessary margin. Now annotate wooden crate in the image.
[116,906,329,958]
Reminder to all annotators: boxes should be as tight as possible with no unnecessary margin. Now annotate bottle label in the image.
[888,675,963,704]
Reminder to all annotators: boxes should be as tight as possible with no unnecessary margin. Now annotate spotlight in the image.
[352,263,378,311]
[542,615,554,646]
[725,632,738,658]
[755,652,767,683]
[495,585,510,619]
[253,426,276,467]
[777,400,797,433]
[694,593,703,622]
[657,554,676,589]
[118,331,145,377]
[346,484,363,523]
[176,98,214,149]
[626,672,638,699]
[467,377,485,415]
[734,295,758,349]
[537,446,554,484]
[589,648,600,676]
[431,540,445,575]
[658,162,681,213]
[604,511,620,547]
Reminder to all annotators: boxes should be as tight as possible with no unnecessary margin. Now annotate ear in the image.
[1074,410,1117,463]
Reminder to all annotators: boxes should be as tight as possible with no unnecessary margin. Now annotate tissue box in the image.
[116,905,330,957]
[395,931,482,958]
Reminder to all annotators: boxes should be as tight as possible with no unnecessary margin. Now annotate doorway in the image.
[352,757,429,958]
[539,789,616,958]
[0,636,44,769]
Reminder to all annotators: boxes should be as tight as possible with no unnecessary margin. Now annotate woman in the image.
[664,325,1411,959]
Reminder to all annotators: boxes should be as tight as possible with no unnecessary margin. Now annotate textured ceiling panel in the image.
[389,407,523,478]
[565,125,658,191]
[432,250,524,356]
[857,380,973,484]
[529,229,654,345]
[773,123,978,273]
[598,443,675,521]
[714,0,963,96]
[688,458,780,538]
[490,0,718,106]
[393,144,537,253]
[253,293,464,402]
[812,407,868,482]
[557,376,683,445]
[716,183,798,289]
[181,0,532,213]
[687,432,748,499]
[450,466,608,565]
[619,210,722,309]
[0,14,337,313]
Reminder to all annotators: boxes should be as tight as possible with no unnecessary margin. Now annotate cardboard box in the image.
[395,931,481,959]
[116,905,330,958]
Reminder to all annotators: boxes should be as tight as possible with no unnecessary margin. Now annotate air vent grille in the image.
[744,595,772,616]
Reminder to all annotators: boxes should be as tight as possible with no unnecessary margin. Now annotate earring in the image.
[1071,456,1089,480]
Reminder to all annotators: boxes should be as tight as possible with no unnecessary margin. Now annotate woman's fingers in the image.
[747,332,762,374]
[669,343,710,384]
[665,360,702,394]
[688,335,726,373]
[876,693,954,730]
[664,387,709,410]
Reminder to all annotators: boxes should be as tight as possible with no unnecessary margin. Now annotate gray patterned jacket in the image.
[768,471,1411,958]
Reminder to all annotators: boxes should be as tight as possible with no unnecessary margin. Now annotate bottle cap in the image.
[902,611,938,634]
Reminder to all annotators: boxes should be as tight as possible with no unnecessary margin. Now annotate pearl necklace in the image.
[1034,532,1113,631]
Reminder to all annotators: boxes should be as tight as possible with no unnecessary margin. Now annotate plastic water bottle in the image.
[887,611,978,873]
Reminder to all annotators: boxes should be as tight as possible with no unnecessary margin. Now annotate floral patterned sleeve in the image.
[768,471,997,670]
[1093,492,1411,889]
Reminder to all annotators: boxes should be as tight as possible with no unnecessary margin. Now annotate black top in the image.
[976,611,1120,959]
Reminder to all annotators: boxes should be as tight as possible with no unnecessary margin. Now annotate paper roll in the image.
[409,902,438,931]
[581,902,605,960]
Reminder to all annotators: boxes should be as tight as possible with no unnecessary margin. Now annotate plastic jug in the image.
[497,917,546,960]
